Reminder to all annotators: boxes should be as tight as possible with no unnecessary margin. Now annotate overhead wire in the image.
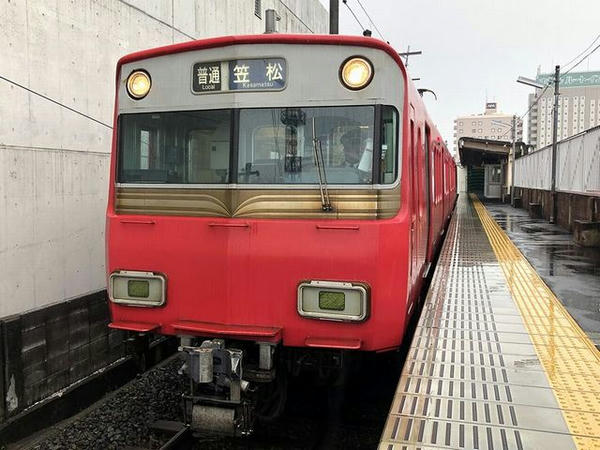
[561,42,600,78]
[278,0,314,33]
[503,39,600,139]
[355,0,386,41]
[0,74,113,129]
[498,32,600,142]
[561,32,600,72]
[499,82,552,140]
[498,34,600,141]
[342,0,366,33]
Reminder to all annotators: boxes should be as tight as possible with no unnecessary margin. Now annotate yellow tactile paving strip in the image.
[472,194,600,449]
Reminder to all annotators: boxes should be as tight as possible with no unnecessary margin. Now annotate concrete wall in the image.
[0,0,328,318]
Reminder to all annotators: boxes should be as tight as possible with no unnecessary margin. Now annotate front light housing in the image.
[340,57,374,90]
[109,270,166,307]
[297,280,369,322]
[126,70,151,99]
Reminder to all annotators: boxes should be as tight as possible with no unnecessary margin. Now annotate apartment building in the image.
[453,103,523,153]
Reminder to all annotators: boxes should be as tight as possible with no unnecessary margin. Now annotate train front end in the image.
[106,35,410,434]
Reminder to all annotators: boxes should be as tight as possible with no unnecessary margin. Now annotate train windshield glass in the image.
[117,106,398,185]
[238,106,375,185]
[118,110,232,184]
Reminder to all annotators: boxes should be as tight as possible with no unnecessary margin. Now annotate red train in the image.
[106,34,456,434]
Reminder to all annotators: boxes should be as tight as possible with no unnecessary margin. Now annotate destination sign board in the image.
[191,58,286,94]
[192,61,222,93]
[228,58,286,91]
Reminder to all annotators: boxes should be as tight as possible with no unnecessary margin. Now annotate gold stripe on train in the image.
[115,186,400,219]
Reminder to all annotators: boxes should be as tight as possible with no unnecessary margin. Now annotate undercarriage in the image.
[178,337,345,435]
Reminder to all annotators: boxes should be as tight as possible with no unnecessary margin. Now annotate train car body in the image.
[106,34,456,433]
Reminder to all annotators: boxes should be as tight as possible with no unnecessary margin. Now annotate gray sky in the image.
[319,0,600,150]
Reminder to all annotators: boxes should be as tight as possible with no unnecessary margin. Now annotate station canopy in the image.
[458,137,512,166]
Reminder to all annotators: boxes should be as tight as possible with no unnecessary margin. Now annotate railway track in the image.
[124,421,193,450]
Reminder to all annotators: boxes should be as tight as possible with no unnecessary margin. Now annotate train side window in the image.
[379,106,398,184]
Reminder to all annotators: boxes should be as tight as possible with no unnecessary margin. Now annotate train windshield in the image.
[117,105,397,185]
[238,106,374,185]
[118,110,233,184]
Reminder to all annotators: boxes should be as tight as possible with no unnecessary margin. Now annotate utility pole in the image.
[398,45,422,68]
[329,0,339,34]
[550,65,560,224]
[510,115,516,206]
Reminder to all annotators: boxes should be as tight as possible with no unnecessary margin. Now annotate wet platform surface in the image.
[484,202,600,346]
[379,194,600,450]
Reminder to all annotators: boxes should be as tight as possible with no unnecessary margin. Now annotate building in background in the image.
[528,70,600,149]
[453,102,523,153]
[0,0,327,424]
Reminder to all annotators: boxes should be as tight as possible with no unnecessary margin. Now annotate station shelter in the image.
[458,137,528,201]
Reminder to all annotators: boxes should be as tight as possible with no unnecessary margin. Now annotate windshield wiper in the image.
[312,117,333,212]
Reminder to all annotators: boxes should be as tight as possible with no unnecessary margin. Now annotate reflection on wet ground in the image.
[484,202,600,346]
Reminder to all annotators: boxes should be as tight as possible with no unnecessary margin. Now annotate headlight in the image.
[126,70,151,99]
[109,270,165,307]
[340,57,373,90]
[297,280,369,322]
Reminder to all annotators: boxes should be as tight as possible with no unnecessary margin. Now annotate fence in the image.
[514,126,600,194]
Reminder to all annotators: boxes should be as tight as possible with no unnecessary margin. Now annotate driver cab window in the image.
[238,106,375,184]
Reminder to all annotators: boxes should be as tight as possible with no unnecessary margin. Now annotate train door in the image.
[424,126,432,264]
[484,164,502,198]
[441,153,448,221]
[416,128,426,274]
[409,112,418,289]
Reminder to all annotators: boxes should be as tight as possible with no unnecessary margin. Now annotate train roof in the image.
[117,34,404,68]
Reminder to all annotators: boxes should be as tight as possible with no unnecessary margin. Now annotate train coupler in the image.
[179,339,254,436]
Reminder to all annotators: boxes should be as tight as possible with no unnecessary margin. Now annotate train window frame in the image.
[116,109,234,185]
[237,105,379,186]
[377,105,399,184]
[115,104,401,190]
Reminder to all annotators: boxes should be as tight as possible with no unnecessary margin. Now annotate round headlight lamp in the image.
[126,70,151,99]
[340,57,373,90]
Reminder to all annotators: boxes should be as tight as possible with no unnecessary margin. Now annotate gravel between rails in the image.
[30,356,184,450]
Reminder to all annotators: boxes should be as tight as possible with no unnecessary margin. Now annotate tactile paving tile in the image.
[472,195,600,449]
[378,196,600,450]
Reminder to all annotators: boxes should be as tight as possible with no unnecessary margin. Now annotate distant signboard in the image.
[486,102,497,109]
[536,71,600,88]
[228,58,287,91]
[191,58,286,94]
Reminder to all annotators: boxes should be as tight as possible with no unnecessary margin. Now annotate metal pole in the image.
[510,115,516,206]
[329,0,339,34]
[550,65,560,223]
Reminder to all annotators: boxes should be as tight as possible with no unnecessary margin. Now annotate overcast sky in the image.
[318,0,600,150]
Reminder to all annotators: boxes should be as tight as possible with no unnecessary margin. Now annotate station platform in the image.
[379,194,600,450]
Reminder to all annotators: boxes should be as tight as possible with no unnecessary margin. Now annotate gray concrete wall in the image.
[0,0,328,318]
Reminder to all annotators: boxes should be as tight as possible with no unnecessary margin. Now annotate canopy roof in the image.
[458,137,517,166]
